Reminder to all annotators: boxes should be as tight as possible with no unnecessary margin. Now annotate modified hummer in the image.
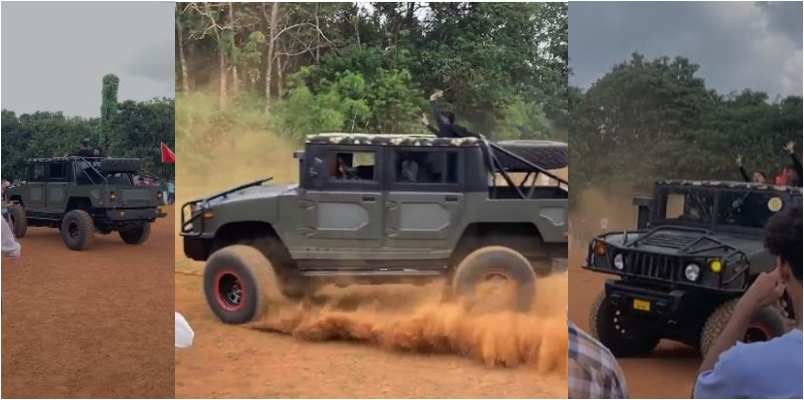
[585,180,802,357]
[182,133,568,324]
[5,157,168,251]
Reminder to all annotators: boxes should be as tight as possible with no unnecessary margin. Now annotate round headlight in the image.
[594,241,607,255]
[685,263,701,282]
[613,253,624,270]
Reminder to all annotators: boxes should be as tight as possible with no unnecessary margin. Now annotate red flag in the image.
[161,142,175,164]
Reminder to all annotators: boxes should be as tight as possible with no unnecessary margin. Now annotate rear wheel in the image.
[119,223,151,245]
[700,299,787,357]
[203,245,285,324]
[452,246,536,313]
[7,204,27,237]
[60,210,95,251]
[589,292,660,357]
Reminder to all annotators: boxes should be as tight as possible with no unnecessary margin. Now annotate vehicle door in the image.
[45,162,69,211]
[384,148,465,249]
[297,146,384,248]
[25,163,48,210]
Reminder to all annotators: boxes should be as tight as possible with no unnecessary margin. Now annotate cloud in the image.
[569,1,803,98]
[124,40,175,84]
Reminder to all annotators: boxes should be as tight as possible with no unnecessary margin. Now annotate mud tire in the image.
[7,204,27,237]
[589,292,660,357]
[452,246,536,313]
[60,210,95,251]
[119,223,151,245]
[700,298,787,357]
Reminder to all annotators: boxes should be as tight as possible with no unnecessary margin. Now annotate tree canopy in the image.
[569,53,802,205]
[175,2,568,141]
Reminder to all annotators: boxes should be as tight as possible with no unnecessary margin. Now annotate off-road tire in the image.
[589,292,660,357]
[203,245,286,324]
[452,246,536,313]
[60,210,95,251]
[7,204,27,237]
[495,140,568,170]
[119,223,151,245]
[98,158,141,173]
[700,298,787,357]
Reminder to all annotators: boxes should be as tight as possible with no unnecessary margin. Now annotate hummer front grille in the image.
[623,251,682,281]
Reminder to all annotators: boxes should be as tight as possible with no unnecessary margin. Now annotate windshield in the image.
[654,186,793,229]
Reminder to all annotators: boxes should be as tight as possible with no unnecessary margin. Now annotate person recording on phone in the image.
[693,204,802,399]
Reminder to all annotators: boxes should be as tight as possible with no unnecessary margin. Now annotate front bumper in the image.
[605,279,685,317]
[104,206,167,221]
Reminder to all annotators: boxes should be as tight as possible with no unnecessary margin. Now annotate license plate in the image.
[158,205,168,214]
[633,298,651,312]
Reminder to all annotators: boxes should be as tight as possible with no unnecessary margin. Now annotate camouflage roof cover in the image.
[306,133,481,147]
[658,179,803,194]
[28,156,106,163]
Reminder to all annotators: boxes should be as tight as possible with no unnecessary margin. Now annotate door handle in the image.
[445,195,458,202]
[362,195,376,202]
[385,201,398,210]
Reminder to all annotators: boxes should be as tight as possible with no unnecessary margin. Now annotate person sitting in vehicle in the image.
[427,90,479,139]
[735,154,766,184]
[73,138,95,158]
[694,204,802,399]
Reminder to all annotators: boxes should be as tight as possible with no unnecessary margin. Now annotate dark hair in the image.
[753,170,767,179]
[440,111,455,124]
[81,138,90,147]
[764,204,802,281]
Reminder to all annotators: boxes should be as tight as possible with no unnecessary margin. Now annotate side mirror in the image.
[633,197,653,229]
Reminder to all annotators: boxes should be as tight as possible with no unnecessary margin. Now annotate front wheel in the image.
[452,246,536,313]
[203,245,285,324]
[700,299,787,357]
[589,292,660,357]
[119,223,151,245]
[60,210,95,251]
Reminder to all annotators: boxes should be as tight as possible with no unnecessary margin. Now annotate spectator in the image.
[2,216,21,259]
[784,141,802,187]
[694,204,802,399]
[427,90,480,139]
[167,181,175,204]
[569,320,629,399]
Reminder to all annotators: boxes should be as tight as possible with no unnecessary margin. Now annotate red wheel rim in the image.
[214,269,246,312]
[745,323,772,342]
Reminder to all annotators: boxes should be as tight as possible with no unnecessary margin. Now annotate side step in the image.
[302,269,444,277]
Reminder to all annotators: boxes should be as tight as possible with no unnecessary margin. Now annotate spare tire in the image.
[99,158,141,173]
[494,140,568,171]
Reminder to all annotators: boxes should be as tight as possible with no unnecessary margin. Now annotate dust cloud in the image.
[253,274,569,375]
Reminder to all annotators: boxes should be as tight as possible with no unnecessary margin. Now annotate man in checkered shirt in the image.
[568,319,629,399]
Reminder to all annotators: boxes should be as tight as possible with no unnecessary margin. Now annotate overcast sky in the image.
[569,1,803,98]
[1,2,174,118]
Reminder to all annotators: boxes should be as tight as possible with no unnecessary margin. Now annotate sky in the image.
[1,2,175,118]
[569,1,803,98]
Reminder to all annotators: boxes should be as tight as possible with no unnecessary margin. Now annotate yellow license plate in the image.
[633,299,651,312]
[158,205,168,214]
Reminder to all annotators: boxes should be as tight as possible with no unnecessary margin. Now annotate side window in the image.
[49,163,67,180]
[28,164,46,182]
[329,151,375,181]
[395,150,459,184]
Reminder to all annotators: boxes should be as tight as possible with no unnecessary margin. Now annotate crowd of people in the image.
[569,204,802,398]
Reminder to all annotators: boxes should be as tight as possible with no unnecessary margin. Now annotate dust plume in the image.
[253,274,568,375]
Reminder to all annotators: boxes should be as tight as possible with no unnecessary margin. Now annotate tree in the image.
[98,74,119,147]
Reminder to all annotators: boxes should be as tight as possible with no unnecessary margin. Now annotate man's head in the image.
[80,138,90,148]
[93,147,102,156]
[765,204,802,287]
[439,111,455,125]
[752,171,767,184]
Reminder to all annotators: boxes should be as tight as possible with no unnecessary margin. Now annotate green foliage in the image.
[98,74,119,146]
[570,53,802,207]
[1,98,175,181]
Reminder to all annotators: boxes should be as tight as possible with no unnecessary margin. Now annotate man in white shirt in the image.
[2,216,21,259]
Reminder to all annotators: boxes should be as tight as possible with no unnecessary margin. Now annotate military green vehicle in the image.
[182,133,568,324]
[5,157,168,251]
[585,180,802,357]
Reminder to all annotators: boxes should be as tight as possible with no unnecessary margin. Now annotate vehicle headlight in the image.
[613,253,625,270]
[685,263,701,282]
[594,241,607,255]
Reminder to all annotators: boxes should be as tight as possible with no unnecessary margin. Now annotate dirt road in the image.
[568,253,700,399]
[1,211,175,398]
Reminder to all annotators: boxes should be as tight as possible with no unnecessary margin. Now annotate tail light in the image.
[110,191,117,202]
[157,191,163,200]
